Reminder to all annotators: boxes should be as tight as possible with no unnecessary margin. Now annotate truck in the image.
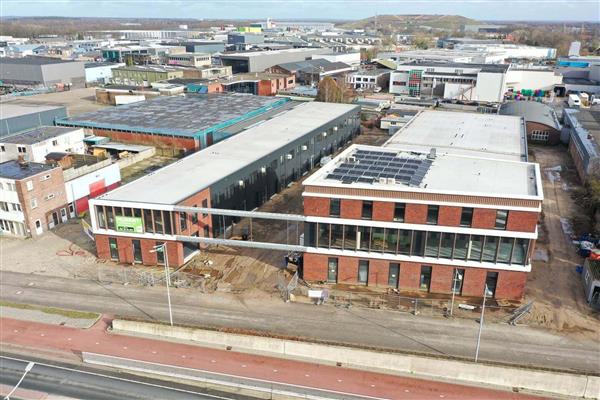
[568,93,581,107]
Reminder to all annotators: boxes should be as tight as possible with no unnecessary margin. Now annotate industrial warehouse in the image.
[88,101,360,266]
[56,93,290,152]
[301,111,543,300]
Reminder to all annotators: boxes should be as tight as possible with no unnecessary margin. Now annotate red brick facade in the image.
[304,196,539,233]
[91,128,198,152]
[94,189,212,266]
[303,252,527,300]
[525,121,560,145]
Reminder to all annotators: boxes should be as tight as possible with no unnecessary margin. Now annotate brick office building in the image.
[301,111,543,300]
[0,160,69,237]
[89,101,360,266]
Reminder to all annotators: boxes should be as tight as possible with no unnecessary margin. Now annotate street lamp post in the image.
[150,243,173,326]
[450,268,463,317]
[474,284,488,363]
[4,361,34,400]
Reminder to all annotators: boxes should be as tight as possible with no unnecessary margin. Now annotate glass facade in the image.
[304,222,530,266]
[95,205,182,237]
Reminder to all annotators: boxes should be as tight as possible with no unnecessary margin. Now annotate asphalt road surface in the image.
[0,355,246,400]
[1,271,598,374]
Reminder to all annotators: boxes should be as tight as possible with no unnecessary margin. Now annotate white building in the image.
[313,52,361,66]
[167,53,212,68]
[505,67,563,92]
[0,126,85,163]
[389,62,510,103]
[85,62,126,84]
[346,69,390,91]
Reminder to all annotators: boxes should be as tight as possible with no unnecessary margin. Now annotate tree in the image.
[316,76,343,103]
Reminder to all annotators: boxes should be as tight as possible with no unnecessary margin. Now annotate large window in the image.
[106,207,115,230]
[358,226,370,251]
[330,224,344,249]
[454,234,469,260]
[452,268,465,294]
[329,198,341,217]
[485,272,499,297]
[427,205,439,225]
[497,237,514,264]
[393,203,405,222]
[370,227,385,252]
[482,236,499,262]
[460,208,473,227]
[425,231,441,257]
[97,206,106,229]
[440,233,455,259]
[344,225,357,250]
[358,260,369,284]
[469,235,484,261]
[398,230,412,254]
[318,223,330,248]
[362,201,373,220]
[179,212,187,232]
[512,238,529,265]
[412,231,426,257]
[153,210,164,234]
[109,237,118,260]
[144,209,153,233]
[384,229,399,254]
[388,263,400,288]
[495,210,508,230]
[163,211,172,235]
[132,239,142,263]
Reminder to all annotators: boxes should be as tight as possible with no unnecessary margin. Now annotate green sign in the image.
[115,216,143,233]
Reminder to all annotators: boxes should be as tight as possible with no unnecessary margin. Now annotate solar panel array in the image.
[326,149,432,186]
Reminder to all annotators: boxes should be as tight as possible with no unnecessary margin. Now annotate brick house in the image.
[0,160,68,237]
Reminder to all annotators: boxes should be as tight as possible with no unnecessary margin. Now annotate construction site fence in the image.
[325,290,517,324]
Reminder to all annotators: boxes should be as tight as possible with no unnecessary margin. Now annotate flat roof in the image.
[0,160,57,180]
[99,101,359,205]
[93,142,153,152]
[384,110,527,162]
[0,103,66,120]
[1,56,82,66]
[57,93,288,138]
[304,144,541,199]
[397,61,510,73]
[1,126,81,145]
[220,47,323,59]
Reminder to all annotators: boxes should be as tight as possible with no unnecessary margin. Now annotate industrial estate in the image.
[0,9,599,400]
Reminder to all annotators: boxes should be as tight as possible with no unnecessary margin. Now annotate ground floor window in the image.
[531,130,549,142]
[388,263,400,288]
[109,237,119,260]
[327,258,338,283]
[357,260,369,284]
[452,268,465,294]
[485,272,499,297]
[132,239,142,263]
[420,266,432,292]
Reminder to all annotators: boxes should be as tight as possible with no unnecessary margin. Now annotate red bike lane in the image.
[0,316,547,400]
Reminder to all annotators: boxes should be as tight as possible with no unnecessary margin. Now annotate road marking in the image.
[13,330,18,333]
[211,360,216,363]
[83,352,392,400]
[152,351,157,354]
[241,364,246,368]
[181,355,186,358]
[15,291,22,295]
[305,374,310,377]
[1,355,233,400]
[273,369,278,373]
[40,333,45,337]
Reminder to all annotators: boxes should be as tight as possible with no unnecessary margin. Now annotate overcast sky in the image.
[1,0,598,22]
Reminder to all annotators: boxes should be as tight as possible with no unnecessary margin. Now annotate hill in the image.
[338,14,479,32]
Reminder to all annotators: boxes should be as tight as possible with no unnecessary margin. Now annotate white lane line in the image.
[0,355,232,400]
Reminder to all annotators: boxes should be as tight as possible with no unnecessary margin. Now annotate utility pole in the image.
[474,284,488,363]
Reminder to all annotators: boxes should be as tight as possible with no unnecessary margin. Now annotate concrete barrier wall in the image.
[111,319,600,399]
[115,148,156,169]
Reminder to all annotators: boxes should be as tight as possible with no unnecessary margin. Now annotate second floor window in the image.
[427,205,439,225]
[460,207,473,227]
[495,210,508,230]
[394,203,405,222]
[329,198,341,217]
[362,201,373,220]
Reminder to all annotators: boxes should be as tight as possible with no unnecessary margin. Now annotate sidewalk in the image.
[0,316,544,400]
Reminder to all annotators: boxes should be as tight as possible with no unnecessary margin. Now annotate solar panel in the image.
[327,149,432,187]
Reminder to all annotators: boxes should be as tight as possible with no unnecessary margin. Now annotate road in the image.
[0,318,545,400]
[1,270,599,374]
[0,355,244,400]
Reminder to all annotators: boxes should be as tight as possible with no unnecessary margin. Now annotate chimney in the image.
[427,148,437,159]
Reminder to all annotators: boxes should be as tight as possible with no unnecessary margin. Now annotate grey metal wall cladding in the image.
[1,107,68,138]
[210,110,361,235]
